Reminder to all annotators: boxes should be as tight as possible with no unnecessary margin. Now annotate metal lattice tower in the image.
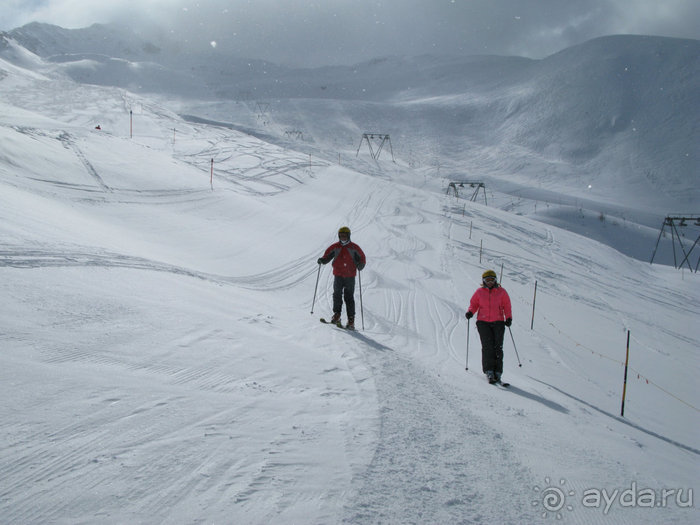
[356,133,395,162]
[447,181,487,205]
[650,215,700,272]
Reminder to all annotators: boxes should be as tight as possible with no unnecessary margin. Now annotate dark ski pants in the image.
[333,275,356,318]
[476,321,505,375]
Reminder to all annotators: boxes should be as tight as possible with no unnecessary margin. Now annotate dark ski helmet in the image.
[338,226,350,244]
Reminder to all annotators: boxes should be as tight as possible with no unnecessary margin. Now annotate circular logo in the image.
[532,477,575,519]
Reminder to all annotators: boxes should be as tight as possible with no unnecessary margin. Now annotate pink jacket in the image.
[468,285,512,322]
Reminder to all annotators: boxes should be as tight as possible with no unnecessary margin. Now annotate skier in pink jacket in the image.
[465,270,512,384]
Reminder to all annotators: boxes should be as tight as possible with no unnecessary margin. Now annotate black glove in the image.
[505,318,512,327]
[317,257,325,265]
[465,311,473,320]
[353,253,364,271]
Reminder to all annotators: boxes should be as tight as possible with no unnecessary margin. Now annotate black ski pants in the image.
[476,320,505,374]
[333,276,356,318]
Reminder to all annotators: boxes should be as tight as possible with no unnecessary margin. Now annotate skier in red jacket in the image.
[318,226,366,329]
[466,269,512,384]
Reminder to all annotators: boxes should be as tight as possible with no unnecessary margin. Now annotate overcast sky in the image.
[3,0,699,66]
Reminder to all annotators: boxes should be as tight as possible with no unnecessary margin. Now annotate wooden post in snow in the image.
[530,280,538,330]
[621,331,631,417]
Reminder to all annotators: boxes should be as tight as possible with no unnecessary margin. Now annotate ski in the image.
[320,318,355,330]
[486,374,510,387]
[320,318,344,329]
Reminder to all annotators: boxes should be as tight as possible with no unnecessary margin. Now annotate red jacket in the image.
[468,285,512,322]
[321,241,366,277]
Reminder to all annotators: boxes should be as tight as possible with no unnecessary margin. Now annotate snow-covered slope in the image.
[4,24,697,217]
[0,32,698,525]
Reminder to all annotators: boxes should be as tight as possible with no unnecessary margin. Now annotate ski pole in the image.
[466,318,470,371]
[358,270,364,330]
[310,262,321,314]
[507,326,522,367]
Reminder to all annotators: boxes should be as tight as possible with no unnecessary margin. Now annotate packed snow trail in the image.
[341,336,534,524]
[311,180,537,523]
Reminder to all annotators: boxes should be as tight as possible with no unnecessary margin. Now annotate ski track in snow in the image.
[0,245,318,292]
[333,186,538,524]
[342,346,533,524]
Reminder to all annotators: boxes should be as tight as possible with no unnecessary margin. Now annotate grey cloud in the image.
[3,0,698,66]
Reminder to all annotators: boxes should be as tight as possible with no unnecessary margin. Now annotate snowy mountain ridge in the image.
[3,24,697,215]
[0,25,698,524]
